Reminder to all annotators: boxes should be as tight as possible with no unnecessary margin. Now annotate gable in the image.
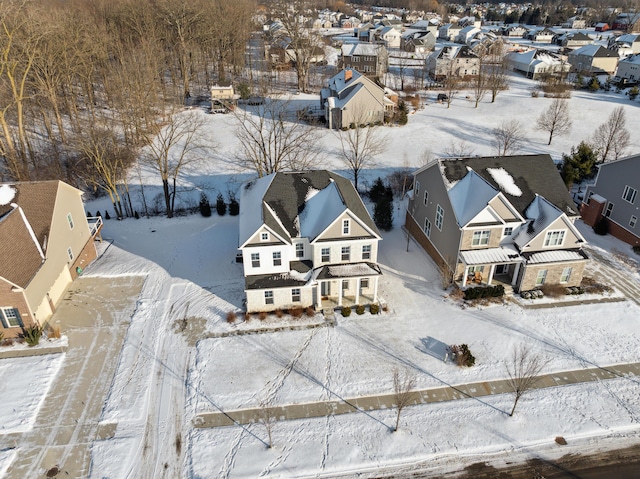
[488,195,521,222]
[314,210,377,242]
[520,215,584,251]
[244,226,288,247]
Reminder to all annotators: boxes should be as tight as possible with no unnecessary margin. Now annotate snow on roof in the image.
[298,180,346,240]
[323,262,381,278]
[342,43,382,57]
[328,69,363,95]
[0,184,16,206]
[526,249,586,264]
[487,167,523,196]
[620,53,640,65]
[513,195,563,248]
[448,170,499,227]
[460,245,522,265]
[238,174,276,246]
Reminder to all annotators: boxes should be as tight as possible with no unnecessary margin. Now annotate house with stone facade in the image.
[0,181,101,338]
[404,155,588,294]
[426,45,480,80]
[238,171,382,313]
[581,154,640,247]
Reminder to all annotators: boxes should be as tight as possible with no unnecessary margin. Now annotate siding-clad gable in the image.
[314,211,375,242]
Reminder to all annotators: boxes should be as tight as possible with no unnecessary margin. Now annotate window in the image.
[415,181,420,197]
[296,243,304,258]
[251,252,260,268]
[424,218,431,238]
[343,219,350,235]
[272,251,281,266]
[468,265,484,273]
[264,291,274,305]
[471,230,491,246]
[341,246,350,261]
[435,205,444,230]
[321,247,330,262]
[622,185,637,204]
[560,267,572,283]
[362,244,371,260]
[67,247,74,261]
[605,202,614,217]
[0,307,20,327]
[535,269,547,286]
[292,288,301,302]
[631,215,638,228]
[361,278,369,289]
[544,230,565,247]
[503,227,513,236]
[342,280,349,290]
[423,190,429,206]
[261,232,269,241]
[67,213,74,230]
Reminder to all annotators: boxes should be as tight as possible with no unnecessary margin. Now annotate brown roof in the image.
[0,181,61,288]
[0,208,44,288]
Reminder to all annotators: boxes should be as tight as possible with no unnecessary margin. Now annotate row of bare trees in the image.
[0,0,254,188]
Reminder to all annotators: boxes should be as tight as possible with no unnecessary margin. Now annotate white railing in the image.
[87,216,103,237]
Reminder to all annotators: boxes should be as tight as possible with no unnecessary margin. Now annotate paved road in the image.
[2,276,144,479]
[194,362,640,428]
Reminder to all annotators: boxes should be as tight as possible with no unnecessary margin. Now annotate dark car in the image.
[437,93,448,102]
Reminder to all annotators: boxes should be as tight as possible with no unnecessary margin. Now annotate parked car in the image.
[437,93,448,102]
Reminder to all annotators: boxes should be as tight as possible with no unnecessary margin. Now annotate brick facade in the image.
[579,198,605,227]
[603,219,640,247]
[0,281,36,338]
[70,238,98,280]
[405,211,449,272]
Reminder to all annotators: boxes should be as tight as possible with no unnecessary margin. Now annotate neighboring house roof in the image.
[508,49,566,69]
[430,44,478,61]
[239,171,380,247]
[570,44,617,58]
[439,155,578,217]
[616,33,640,45]
[619,53,640,65]
[0,181,62,288]
[341,42,384,57]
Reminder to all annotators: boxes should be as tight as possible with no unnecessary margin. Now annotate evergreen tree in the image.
[229,197,240,216]
[373,197,393,231]
[105,210,111,220]
[216,193,227,216]
[199,192,212,217]
[561,141,597,187]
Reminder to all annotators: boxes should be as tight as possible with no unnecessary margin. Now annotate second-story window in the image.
[321,247,330,262]
[343,219,350,235]
[362,244,371,260]
[272,251,281,266]
[623,185,637,204]
[503,227,513,237]
[251,252,260,268]
[424,190,429,206]
[67,213,74,230]
[471,230,491,246]
[544,230,565,247]
[296,243,304,258]
[435,205,444,231]
[341,246,350,261]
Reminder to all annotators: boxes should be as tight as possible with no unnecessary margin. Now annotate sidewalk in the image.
[194,362,640,428]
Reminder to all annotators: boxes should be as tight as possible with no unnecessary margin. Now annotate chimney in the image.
[345,69,352,81]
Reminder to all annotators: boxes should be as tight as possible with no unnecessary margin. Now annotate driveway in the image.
[4,276,144,479]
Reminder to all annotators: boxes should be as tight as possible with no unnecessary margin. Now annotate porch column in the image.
[355,278,360,305]
[315,282,321,309]
[487,264,495,285]
[338,280,343,306]
[373,276,379,303]
[462,266,468,287]
[512,262,522,287]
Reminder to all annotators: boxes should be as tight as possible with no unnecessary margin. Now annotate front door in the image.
[321,281,331,298]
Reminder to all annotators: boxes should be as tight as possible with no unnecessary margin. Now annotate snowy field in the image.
[2,72,640,478]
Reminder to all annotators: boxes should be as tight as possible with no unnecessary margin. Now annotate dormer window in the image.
[503,227,513,237]
[261,232,269,241]
[343,219,350,235]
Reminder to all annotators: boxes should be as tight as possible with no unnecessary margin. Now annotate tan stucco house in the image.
[0,181,101,337]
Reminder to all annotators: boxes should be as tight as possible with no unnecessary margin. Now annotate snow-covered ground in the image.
[1,73,640,478]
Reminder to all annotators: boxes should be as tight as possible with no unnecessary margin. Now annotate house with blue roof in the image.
[239,171,382,313]
[404,155,588,293]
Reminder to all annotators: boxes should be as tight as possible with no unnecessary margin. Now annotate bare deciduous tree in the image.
[491,119,526,157]
[234,98,322,177]
[486,58,509,103]
[592,106,630,163]
[536,98,572,145]
[392,368,417,431]
[443,140,475,158]
[505,345,548,417]
[442,60,460,109]
[335,109,387,191]
[258,401,276,449]
[142,111,211,218]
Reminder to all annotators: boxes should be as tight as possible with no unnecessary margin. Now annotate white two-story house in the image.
[404,155,588,293]
[239,171,382,313]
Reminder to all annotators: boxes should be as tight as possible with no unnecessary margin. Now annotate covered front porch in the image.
[457,247,524,290]
[314,263,382,310]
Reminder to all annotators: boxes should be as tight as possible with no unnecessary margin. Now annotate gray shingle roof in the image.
[440,155,578,217]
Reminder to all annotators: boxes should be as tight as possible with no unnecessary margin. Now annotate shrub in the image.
[463,284,504,301]
[633,245,640,255]
[396,101,408,125]
[369,303,380,314]
[355,304,365,315]
[275,309,284,318]
[226,311,237,323]
[289,307,303,318]
[229,197,240,216]
[531,90,539,98]
[237,82,250,100]
[629,85,639,100]
[450,344,475,367]
[593,218,608,235]
[216,193,227,216]
[382,304,388,312]
[258,311,267,321]
[104,210,111,220]
[45,323,61,339]
[588,77,601,91]
[21,325,43,347]
[580,276,612,294]
[243,312,251,321]
[86,211,92,217]
[305,306,315,317]
[134,211,140,219]
[540,283,567,298]
[199,192,212,217]
[341,306,351,317]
